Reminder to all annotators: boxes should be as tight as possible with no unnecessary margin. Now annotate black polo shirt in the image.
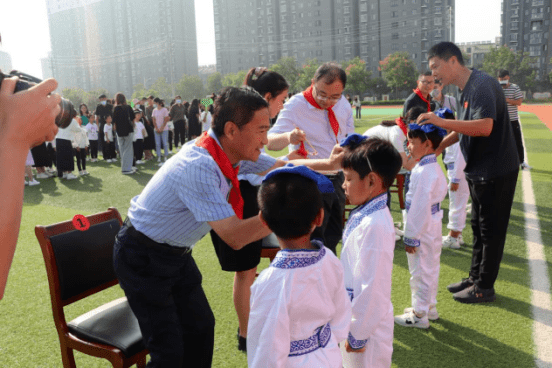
[458,69,520,180]
[402,91,434,117]
[94,103,113,124]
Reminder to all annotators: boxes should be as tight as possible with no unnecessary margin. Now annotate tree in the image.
[222,70,248,88]
[131,84,148,100]
[270,57,300,92]
[368,77,392,100]
[481,46,536,92]
[175,74,205,101]
[295,58,321,91]
[341,57,372,96]
[206,72,223,95]
[379,52,418,99]
[62,88,87,108]
[148,77,173,101]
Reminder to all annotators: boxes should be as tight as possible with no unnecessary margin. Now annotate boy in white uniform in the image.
[395,121,448,329]
[338,134,403,368]
[247,165,352,368]
[437,108,470,249]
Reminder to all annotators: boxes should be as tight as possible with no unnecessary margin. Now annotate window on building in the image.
[392,11,398,17]
[510,33,518,42]
[530,45,541,56]
[511,21,519,30]
[532,20,543,30]
[392,33,399,39]
[530,32,542,44]
[434,17,442,26]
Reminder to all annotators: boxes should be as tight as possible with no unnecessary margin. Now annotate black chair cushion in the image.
[68,297,145,357]
[50,219,121,300]
[261,233,280,249]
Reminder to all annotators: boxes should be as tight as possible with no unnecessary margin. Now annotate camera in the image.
[0,70,74,128]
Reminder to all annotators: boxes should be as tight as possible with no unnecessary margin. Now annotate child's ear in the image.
[258,211,270,229]
[314,208,324,227]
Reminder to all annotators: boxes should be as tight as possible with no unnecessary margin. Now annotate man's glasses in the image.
[313,85,341,102]
[419,80,434,85]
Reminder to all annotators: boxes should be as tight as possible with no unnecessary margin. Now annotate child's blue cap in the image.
[435,107,454,119]
[408,122,447,138]
[263,164,335,194]
[340,133,368,148]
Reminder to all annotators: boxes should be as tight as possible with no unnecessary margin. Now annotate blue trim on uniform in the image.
[289,323,332,357]
[346,288,354,302]
[419,154,437,167]
[451,178,460,184]
[404,237,421,247]
[347,332,367,350]
[405,201,440,215]
[447,162,455,170]
[343,193,388,244]
[271,240,326,269]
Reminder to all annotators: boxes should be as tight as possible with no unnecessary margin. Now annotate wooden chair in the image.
[35,207,148,368]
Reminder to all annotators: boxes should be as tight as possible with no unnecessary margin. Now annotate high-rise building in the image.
[0,49,12,74]
[458,40,499,69]
[46,0,198,96]
[41,52,54,80]
[501,0,550,80]
[214,0,454,77]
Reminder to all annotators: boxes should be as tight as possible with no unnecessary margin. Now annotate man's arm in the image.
[506,97,523,106]
[208,215,272,250]
[417,112,493,137]
[435,131,460,157]
[266,129,306,151]
[256,145,345,176]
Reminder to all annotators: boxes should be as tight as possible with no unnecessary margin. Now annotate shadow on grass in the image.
[393,318,535,368]
[56,174,103,193]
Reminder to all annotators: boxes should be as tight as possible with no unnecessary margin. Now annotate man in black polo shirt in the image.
[402,71,435,117]
[94,94,113,161]
[417,42,519,304]
[169,95,187,149]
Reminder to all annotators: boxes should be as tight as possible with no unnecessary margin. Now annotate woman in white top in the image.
[55,108,82,179]
[200,104,213,132]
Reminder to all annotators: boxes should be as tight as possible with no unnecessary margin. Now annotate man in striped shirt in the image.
[113,86,344,368]
[497,69,531,170]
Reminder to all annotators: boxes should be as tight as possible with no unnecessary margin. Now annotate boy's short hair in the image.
[497,69,510,78]
[98,94,107,99]
[404,106,426,124]
[342,138,402,189]
[258,174,323,240]
[407,127,444,150]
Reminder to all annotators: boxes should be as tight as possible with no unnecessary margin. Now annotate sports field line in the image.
[520,118,552,367]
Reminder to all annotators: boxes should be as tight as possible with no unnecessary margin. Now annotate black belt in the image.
[124,218,192,256]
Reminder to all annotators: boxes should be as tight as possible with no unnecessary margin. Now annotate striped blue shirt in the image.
[128,129,277,248]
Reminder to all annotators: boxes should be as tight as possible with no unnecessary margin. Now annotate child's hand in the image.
[345,341,366,353]
[450,182,459,192]
[405,245,417,254]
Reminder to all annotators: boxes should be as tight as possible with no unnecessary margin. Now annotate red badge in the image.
[72,214,90,231]
[464,101,468,109]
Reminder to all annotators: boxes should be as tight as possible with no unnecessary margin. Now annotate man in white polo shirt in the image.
[266,62,355,254]
[113,86,344,368]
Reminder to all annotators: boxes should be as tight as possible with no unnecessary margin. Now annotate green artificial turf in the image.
[0,110,547,367]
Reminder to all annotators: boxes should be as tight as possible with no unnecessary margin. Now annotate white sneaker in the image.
[157,158,161,163]
[395,226,404,237]
[62,173,68,179]
[395,234,401,242]
[442,235,461,249]
[157,161,164,167]
[458,234,464,245]
[82,170,90,176]
[66,173,78,180]
[136,160,144,165]
[404,306,439,321]
[521,162,532,170]
[466,203,472,213]
[28,179,40,186]
[394,310,430,329]
[36,173,50,179]
[106,159,112,163]
[163,156,168,162]
[112,158,118,161]
[132,166,137,171]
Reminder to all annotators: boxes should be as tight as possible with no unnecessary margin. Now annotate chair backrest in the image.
[35,208,123,311]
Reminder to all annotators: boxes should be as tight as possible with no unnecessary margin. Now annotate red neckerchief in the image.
[413,88,432,112]
[196,131,243,219]
[395,117,408,137]
[302,85,340,156]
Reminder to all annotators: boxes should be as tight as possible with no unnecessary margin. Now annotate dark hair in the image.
[98,94,107,99]
[175,95,182,99]
[428,42,464,66]
[419,70,433,79]
[141,97,147,101]
[244,67,289,99]
[79,103,89,116]
[115,92,126,106]
[342,138,402,189]
[134,110,142,117]
[258,174,323,240]
[313,62,347,87]
[497,69,510,78]
[153,97,162,104]
[403,106,426,124]
[211,86,268,137]
[380,120,397,127]
[148,95,155,100]
[407,114,445,150]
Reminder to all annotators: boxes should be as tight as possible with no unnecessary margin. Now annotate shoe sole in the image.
[394,317,430,329]
[453,294,496,304]
[403,307,439,321]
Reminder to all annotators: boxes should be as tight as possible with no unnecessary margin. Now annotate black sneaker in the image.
[237,328,247,352]
[453,284,496,304]
[447,277,474,293]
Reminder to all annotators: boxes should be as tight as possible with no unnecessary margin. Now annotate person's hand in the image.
[0,77,60,149]
[450,182,459,192]
[345,340,366,353]
[288,128,306,145]
[405,245,417,254]
[416,112,445,127]
[329,144,344,169]
[286,149,306,161]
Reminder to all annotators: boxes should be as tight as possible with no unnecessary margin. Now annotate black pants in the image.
[99,122,106,157]
[90,140,98,159]
[74,148,86,171]
[511,120,525,164]
[468,169,518,289]
[134,139,144,162]
[311,172,346,254]
[173,120,186,147]
[356,106,361,119]
[104,141,116,160]
[114,224,214,368]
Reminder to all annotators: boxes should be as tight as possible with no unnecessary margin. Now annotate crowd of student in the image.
[23,93,214,185]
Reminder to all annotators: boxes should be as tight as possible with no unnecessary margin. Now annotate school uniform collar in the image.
[343,193,388,243]
[419,154,437,166]
[271,240,326,269]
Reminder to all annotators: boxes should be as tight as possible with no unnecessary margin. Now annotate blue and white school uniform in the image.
[403,154,447,315]
[340,193,395,368]
[443,142,470,232]
[247,240,352,368]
